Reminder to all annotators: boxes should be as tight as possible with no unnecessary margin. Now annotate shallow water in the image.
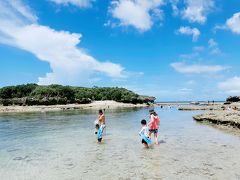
[0,107,240,180]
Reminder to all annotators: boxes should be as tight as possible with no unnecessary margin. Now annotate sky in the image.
[0,0,240,101]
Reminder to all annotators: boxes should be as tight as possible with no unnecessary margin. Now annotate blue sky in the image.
[0,0,240,101]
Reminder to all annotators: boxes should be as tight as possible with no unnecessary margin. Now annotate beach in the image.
[0,100,150,113]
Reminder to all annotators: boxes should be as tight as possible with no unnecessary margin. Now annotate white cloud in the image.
[0,0,125,85]
[171,0,180,16]
[183,0,214,24]
[48,0,94,8]
[171,62,229,74]
[177,26,200,41]
[226,12,240,34]
[213,24,227,33]
[218,76,240,94]
[0,0,37,24]
[208,38,217,48]
[214,12,240,35]
[172,0,215,24]
[109,0,164,32]
[208,38,222,55]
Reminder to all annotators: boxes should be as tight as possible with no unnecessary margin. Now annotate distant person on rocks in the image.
[148,110,160,145]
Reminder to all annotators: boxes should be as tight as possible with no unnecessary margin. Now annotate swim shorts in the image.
[149,129,158,134]
[142,139,147,145]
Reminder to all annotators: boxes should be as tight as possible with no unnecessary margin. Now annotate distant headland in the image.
[0,84,155,109]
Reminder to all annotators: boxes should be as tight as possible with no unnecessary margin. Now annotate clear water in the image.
[0,107,240,180]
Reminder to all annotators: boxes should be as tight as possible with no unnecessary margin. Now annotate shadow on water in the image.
[158,140,166,144]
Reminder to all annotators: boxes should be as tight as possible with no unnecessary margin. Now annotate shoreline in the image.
[186,102,240,131]
[0,100,150,113]
[170,102,240,131]
[193,111,240,130]
[177,103,225,111]
[1,100,240,133]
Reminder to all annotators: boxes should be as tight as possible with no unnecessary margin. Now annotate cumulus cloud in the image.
[0,0,125,85]
[109,0,164,32]
[218,76,240,94]
[226,12,240,34]
[172,0,215,24]
[171,62,229,74]
[48,0,94,8]
[214,12,240,35]
[177,26,200,41]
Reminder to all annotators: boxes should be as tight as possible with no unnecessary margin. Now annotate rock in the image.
[193,111,240,129]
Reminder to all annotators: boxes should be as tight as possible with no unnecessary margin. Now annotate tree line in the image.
[0,84,155,106]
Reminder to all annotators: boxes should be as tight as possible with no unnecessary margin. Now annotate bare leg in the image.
[154,133,158,144]
[143,143,149,148]
[149,132,152,139]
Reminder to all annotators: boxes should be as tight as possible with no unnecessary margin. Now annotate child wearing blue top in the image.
[139,119,152,148]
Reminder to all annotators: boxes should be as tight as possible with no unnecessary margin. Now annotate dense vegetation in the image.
[226,96,240,103]
[0,84,155,106]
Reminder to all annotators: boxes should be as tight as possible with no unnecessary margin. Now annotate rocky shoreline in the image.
[0,100,150,113]
[193,111,240,129]
[178,103,224,111]
[177,102,240,131]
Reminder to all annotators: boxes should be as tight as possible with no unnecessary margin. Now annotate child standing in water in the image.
[95,109,106,134]
[96,124,103,143]
[139,119,151,148]
[148,111,160,145]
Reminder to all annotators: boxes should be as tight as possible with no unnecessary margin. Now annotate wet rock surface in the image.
[193,111,240,129]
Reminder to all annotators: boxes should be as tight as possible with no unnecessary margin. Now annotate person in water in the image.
[95,109,106,134]
[98,109,105,126]
[139,119,151,148]
[148,110,160,145]
[95,124,103,143]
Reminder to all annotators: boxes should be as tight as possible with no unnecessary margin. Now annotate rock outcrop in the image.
[193,111,240,129]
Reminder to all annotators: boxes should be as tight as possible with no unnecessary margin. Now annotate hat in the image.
[149,109,154,113]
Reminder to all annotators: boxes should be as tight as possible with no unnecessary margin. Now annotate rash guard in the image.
[148,114,160,130]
